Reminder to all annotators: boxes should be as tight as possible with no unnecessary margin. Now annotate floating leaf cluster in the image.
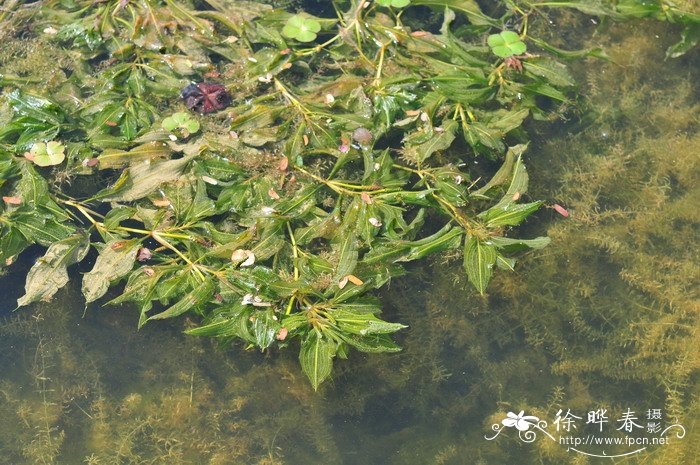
[0,0,697,389]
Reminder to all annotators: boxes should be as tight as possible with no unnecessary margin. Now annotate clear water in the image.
[1,10,698,465]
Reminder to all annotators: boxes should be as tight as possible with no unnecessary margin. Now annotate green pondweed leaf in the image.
[96,142,171,169]
[17,232,90,307]
[82,239,140,303]
[250,308,282,349]
[523,58,576,88]
[149,278,216,321]
[162,112,200,134]
[666,23,700,58]
[376,0,411,8]
[329,306,407,335]
[363,223,463,264]
[487,31,526,58]
[490,236,551,253]
[411,0,499,27]
[529,37,611,61]
[402,120,458,165]
[480,201,543,227]
[28,141,66,167]
[282,15,321,42]
[96,154,196,202]
[300,330,336,391]
[463,235,497,295]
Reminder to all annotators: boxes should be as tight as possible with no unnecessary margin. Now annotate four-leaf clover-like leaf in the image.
[376,0,411,7]
[487,31,527,58]
[282,15,321,43]
[29,141,65,167]
[162,112,200,134]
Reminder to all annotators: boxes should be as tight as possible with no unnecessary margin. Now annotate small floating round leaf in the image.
[282,15,321,43]
[487,31,527,58]
[30,141,65,167]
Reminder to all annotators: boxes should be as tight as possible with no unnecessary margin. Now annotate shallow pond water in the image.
[0,4,698,465]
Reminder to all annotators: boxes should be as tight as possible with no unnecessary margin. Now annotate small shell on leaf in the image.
[268,188,280,200]
[277,328,289,341]
[339,274,363,289]
[512,191,521,201]
[143,267,156,277]
[152,199,171,208]
[252,296,272,307]
[231,249,255,267]
[368,217,382,228]
[201,175,218,185]
[137,247,152,262]
[360,192,373,204]
[279,156,289,171]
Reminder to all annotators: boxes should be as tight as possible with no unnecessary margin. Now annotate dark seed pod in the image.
[181,82,232,114]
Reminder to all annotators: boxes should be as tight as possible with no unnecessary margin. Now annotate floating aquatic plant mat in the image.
[0,0,697,395]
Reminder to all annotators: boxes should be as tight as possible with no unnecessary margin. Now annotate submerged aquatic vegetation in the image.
[0,0,697,390]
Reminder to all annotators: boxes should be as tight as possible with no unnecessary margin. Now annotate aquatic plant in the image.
[487,31,527,58]
[162,112,201,136]
[27,141,65,167]
[0,0,697,391]
[282,15,322,42]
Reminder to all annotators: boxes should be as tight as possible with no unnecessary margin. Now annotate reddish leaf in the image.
[552,204,570,217]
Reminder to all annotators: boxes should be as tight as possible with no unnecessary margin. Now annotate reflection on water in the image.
[1,12,698,465]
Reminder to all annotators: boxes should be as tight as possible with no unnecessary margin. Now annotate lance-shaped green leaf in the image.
[330,306,407,335]
[402,120,457,165]
[490,236,551,253]
[251,308,282,349]
[412,0,499,26]
[96,142,171,169]
[332,200,360,280]
[82,240,140,303]
[17,232,90,307]
[471,144,527,198]
[11,212,74,246]
[463,235,497,295]
[96,154,195,202]
[480,201,543,227]
[364,223,462,264]
[523,58,575,87]
[300,331,336,391]
[340,333,402,353]
[6,90,64,126]
[148,278,215,321]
